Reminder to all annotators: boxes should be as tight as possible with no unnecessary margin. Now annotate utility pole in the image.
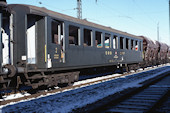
[77,0,98,19]
[77,0,82,19]
[157,22,159,41]
[169,0,170,44]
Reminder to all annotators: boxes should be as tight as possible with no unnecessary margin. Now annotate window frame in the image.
[83,28,93,47]
[68,24,80,46]
[104,33,111,49]
[95,31,103,48]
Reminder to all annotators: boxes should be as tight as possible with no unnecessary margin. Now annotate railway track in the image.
[0,65,169,107]
[153,90,170,112]
[0,73,123,106]
[87,69,170,113]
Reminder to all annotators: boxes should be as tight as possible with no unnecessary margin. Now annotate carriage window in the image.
[113,35,118,49]
[126,38,129,49]
[105,33,111,48]
[120,37,124,49]
[95,31,102,48]
[84,28,92,46]
[131,40,134,50]
[51,20,63,45]
[135,41,138,51]
[69,25,79,46]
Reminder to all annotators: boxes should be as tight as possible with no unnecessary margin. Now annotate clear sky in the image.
[7,0,170,45]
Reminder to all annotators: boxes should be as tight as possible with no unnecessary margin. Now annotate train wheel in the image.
[58,83,69,88]
[119,67,124,74]
[0,94,2,99]
[27,89,38,94]
[58,81,74,88]
[126,66,129,73]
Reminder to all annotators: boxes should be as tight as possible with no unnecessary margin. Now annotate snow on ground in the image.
[74,74,121,85]
[0,65,170,113]
[0,93,31,101]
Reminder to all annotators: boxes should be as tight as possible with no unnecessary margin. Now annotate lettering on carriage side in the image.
[108,51,110,55]
[118,60,123,62]
[54,54,59,59]
[105,51,113,55]
[55,48,58,53]
[110,51,112,55]
[105,51,108,55]
[114,55,118,59]
[120,52,125,55]
[109,59,115,63]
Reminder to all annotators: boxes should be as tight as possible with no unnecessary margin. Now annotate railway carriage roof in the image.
[8,4,143,40]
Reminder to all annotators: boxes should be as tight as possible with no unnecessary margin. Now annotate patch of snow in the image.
[1,93,30,101]
[138,68,143,71]
[74,74,121,86]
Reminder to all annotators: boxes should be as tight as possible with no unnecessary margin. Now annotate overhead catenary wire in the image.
[36,0,169,44]
[98,1,157,32]
[132,0,170,43]
[36,0,74,13]
[132,0,157,24]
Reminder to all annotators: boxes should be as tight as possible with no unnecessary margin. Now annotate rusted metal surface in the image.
[141,36,159,66]
[158,42,169,64]
[168,46,170,62]
[140,36,169,67]
[23,71,80,89]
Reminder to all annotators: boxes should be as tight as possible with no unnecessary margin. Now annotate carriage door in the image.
[1,12,11,70]
[27,15,37,64]
[27,15,47,68]
[49,19,65,68]
[0,13,2,72]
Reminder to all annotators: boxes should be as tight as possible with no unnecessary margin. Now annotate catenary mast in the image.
[77,0,82,19]
[169,0,170,44]
[77,0,97,19]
